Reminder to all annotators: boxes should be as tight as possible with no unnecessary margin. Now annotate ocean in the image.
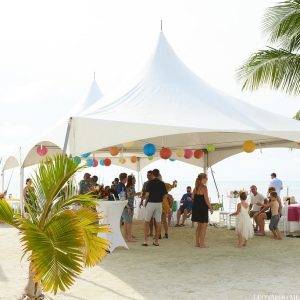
[168,180,300,205]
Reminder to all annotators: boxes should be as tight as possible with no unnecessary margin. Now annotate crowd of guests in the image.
[19,169,280,249]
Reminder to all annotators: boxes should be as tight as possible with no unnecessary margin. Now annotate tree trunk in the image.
[22,262,44,300]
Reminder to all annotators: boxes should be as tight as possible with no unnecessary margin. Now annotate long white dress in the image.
[235,205,254,240]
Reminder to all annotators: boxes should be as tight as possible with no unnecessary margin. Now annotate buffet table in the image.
[97,200,128,252]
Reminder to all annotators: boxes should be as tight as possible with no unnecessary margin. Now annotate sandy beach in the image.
[1,216,300,300]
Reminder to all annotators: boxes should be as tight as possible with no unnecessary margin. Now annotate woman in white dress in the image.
[230,192,254,248]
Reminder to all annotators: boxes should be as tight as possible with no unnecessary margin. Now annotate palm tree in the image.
[0,154,110,300]
[238,0,300,96]
[293,110,300,120]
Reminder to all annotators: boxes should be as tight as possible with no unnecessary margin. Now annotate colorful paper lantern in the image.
[243,140,256,153]
[206,144,215,152]
[169,158,176,162]
[99,159,105,166]
[176,149,184,157]
[87,158,94,167]
[119,157,126,164]
[81,152,91,158]
[104,158,111,166]
[148,156,154,161]
[37,145,48,156]
[73,156,81,165]
[93,159,98,167]
[109,146,119,156]
[123,141,134,148]
[194,149,204,159]
[143,143,156,156]
[184,149,193,159]
[130,156,138,163]
[160,147,172,160]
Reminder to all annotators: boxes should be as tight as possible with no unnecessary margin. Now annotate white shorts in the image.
[145,202,162,222]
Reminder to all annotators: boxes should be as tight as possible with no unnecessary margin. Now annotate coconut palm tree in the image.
[238,0,300,96]
[0,154,109,300]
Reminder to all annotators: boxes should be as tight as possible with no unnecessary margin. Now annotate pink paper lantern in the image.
[93,159,98,167]
[184,149,193,159]
[37,145,48,156]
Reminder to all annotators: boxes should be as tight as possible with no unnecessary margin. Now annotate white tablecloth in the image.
[97,200,128,252]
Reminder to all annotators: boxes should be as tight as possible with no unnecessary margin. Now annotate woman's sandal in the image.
[152,242,159,246]
[141,242,148,246]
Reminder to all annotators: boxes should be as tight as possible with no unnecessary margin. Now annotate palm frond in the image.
[73,208,110,266]
[238,47,300,96]
[19,210,84,295]
[0,199,19,228]
[30,154,84,228]
[263,0,300,50]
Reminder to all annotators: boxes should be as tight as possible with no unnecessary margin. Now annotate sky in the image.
[1,0,300,197]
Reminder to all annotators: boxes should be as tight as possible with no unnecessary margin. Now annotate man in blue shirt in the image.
[116,173,127,200]
[175,186,193,227]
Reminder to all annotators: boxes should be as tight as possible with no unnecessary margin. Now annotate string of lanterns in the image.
[61,139,260,168]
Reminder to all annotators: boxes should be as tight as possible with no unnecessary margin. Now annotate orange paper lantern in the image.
[160,147,172,160]
[194,149,204,159]
[130,156,138,163]
[109,146,119,156]
[104,158,111,166]
[243,140,256,153]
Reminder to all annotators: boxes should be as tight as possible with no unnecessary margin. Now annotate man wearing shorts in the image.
[175,186,193,227]
[249,185,267,231]
[143,169,167,246]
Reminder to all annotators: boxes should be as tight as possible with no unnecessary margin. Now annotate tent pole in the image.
[210,167,220,201]
[63,117,72,154]
[20,166,24,215]
[19,146,24,215]
[137,158,141,192]
[203,151,208,174]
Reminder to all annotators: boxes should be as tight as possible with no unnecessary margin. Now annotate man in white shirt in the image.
[250,185,267,231]
[269,173,283,196]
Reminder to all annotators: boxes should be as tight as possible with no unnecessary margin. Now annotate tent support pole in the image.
[63,117,72,154]
[19,146,24,215]
[137,158,141,192]
[203,151,208,174]
[20,166,24,215]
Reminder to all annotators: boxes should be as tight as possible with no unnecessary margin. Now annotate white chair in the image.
[219,197,238,229]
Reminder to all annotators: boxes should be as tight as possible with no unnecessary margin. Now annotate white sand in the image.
[1,218,300,300]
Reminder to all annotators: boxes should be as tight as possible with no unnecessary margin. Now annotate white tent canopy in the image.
[2,32,300,174]
[63,32,300,165]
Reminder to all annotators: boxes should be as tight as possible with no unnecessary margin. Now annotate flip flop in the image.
[141,243,148,246]
[153,242,159,246]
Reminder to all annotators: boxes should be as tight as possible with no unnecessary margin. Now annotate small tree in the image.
[0,154,110,299]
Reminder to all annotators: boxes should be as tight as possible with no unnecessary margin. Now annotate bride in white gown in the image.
[230,192,254,247]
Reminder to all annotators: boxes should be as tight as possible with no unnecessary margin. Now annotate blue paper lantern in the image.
[81,152,91,158]
[169,158,176,162]
[73,156,81,165]
[87,158,93,167]
[99,159,105,166]
[143,143,156,156]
